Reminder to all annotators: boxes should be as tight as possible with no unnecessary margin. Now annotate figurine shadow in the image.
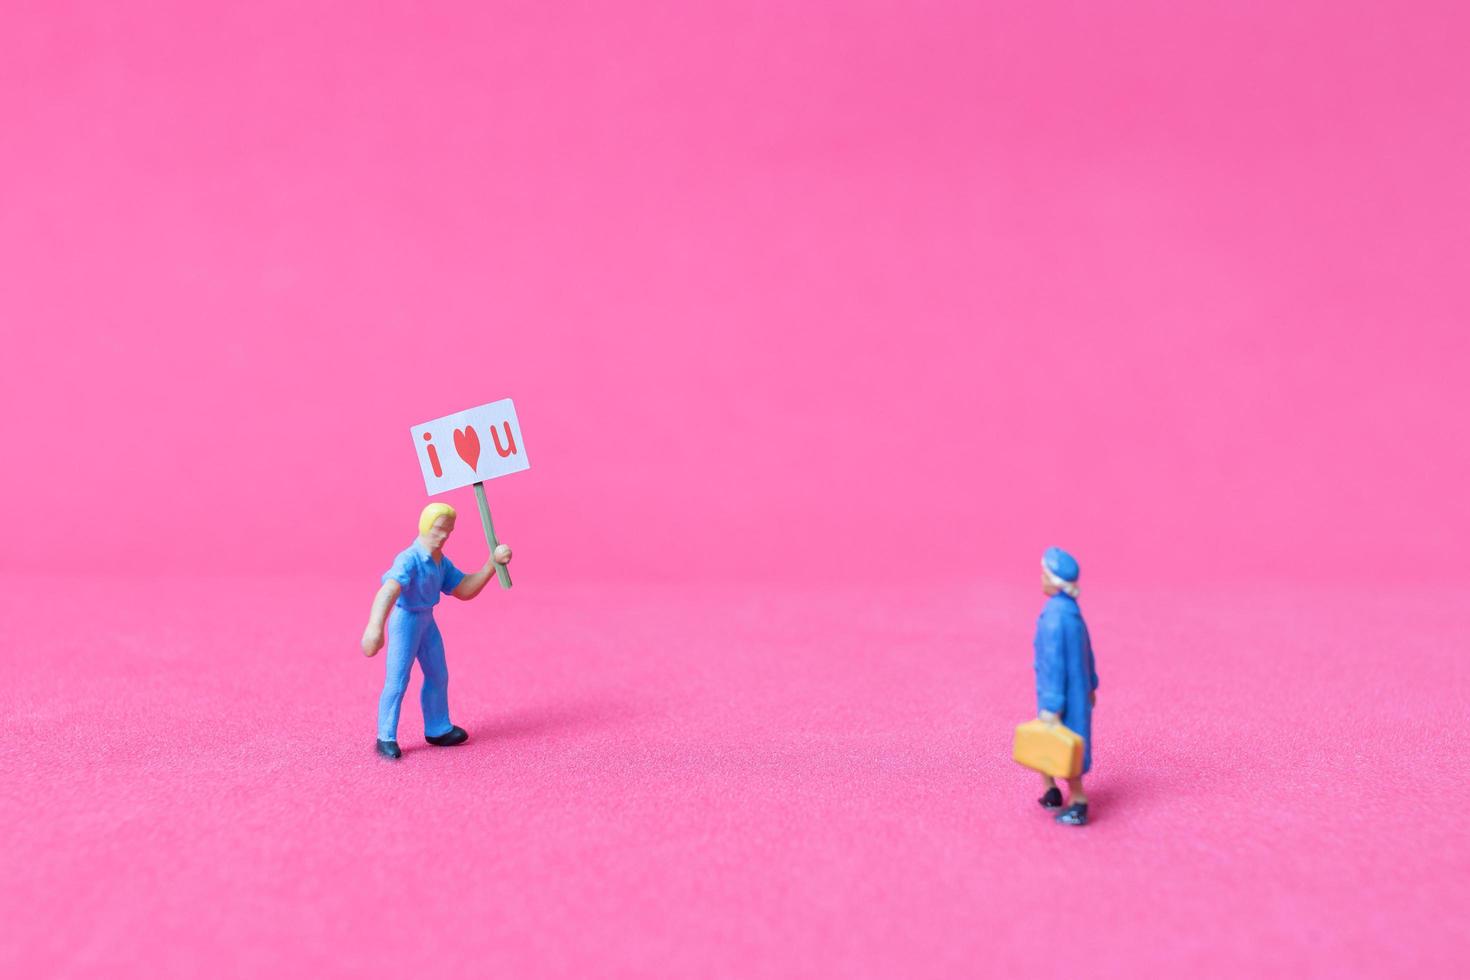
[1083,770,1159,821]
[394,700,637,758]
[454,697,642,748]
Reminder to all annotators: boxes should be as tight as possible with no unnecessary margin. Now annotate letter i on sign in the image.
[423,432,443,477]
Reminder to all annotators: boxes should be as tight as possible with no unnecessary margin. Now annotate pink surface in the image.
[5,578,1469,977]
[3,1,1469,976]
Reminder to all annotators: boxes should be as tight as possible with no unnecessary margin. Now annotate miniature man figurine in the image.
[361,503,512,760]
[1034,546,1099,825]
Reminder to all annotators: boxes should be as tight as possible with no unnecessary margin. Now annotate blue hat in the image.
[1042,547,1080,583]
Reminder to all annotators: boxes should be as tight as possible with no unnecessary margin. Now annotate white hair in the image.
[1041,560,1079,598]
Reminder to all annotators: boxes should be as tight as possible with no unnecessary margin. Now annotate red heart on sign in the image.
[453,426,481,471]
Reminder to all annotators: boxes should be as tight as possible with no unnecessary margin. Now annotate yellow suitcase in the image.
[1012,719,1084,779]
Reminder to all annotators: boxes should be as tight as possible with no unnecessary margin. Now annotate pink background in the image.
[3,2,1468,977]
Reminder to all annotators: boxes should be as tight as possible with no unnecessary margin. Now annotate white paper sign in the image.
[410,398,530,495]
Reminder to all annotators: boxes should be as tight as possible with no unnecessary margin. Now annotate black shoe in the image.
[425,726,468,747]
[1038,787,1064,810]
[376,739,402,760]
[1056,802,1088,826]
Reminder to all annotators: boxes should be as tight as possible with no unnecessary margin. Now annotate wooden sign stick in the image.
[474,481,513,589]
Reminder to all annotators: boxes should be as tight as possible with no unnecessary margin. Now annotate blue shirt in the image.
[1033,592,1100,773]
[382,540,466,611]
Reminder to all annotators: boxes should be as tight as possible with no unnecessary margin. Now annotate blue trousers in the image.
[377,607,453,741]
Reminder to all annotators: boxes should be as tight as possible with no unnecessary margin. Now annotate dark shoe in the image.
[1038,787,1064,810]
[425,726,468,747]
[1056,802,1088,826]
[376,739,402,760]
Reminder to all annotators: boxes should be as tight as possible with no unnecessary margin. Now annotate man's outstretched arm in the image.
[452,545,513,601]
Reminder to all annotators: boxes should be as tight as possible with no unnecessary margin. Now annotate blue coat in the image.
[1033,593,1099,774]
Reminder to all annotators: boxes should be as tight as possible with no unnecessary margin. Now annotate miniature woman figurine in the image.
[361,503,512,760]
[1034,546,1099,825]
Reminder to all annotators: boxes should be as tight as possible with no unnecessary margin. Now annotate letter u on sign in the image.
[490,422,517,457]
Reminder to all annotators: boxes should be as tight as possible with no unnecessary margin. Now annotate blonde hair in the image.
[419,503,457,536]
